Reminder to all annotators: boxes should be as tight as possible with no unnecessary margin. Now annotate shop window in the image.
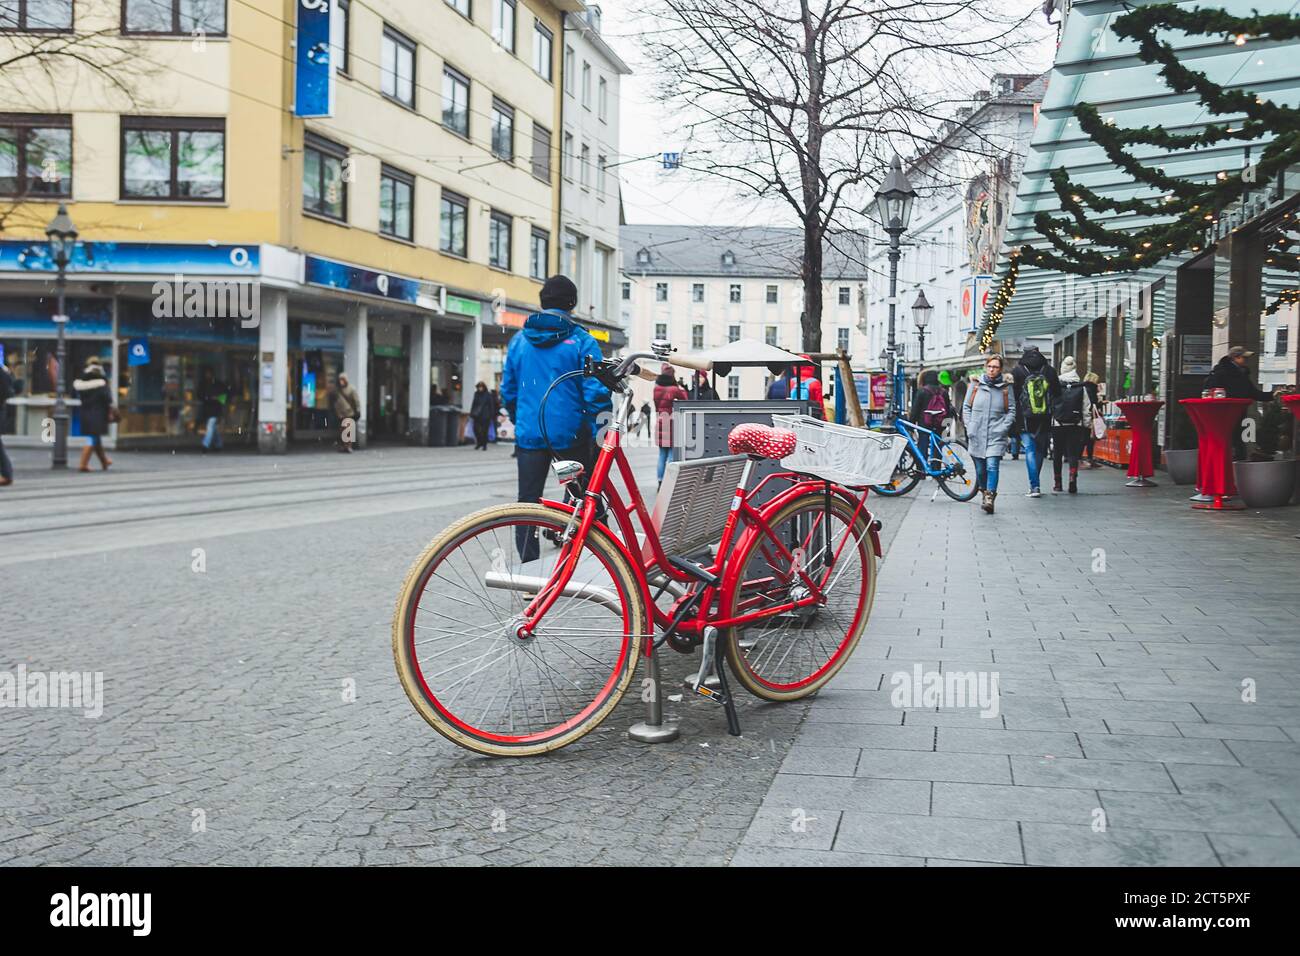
[442,66,470,138]
[530,227,549,281]
[123,0,225,34]
[440,189,467,257]
[491,98,515,162]
[302,131,346,221]
[489,210,512,270]
[3,0,72,30]
[379,164,414,241]
[121,116,224,202]
[0,113,71,198]
[381,26,416,108]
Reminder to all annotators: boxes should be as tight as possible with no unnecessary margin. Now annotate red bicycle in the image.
[392,343,903,756]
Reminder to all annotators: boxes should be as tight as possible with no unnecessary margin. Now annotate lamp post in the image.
[46,204,78,469]
[911,289,933,363]
[872,155,917,421]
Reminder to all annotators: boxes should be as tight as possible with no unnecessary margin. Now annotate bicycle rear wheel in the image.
[870,449,920,497]
[721,492,876,702]
[936,439,979,502]
[392,503,645,757]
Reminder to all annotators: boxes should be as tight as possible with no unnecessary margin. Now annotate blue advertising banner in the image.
[295,0,336,118]
[304,255,440,310]
[0,241,260,275]
[127,338,151,366]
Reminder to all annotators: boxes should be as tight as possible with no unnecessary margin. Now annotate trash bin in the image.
[427,406,448,447]
[443,406,462,447]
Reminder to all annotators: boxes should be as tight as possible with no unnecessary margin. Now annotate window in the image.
[593,246,610,319]
[562,132,574,179]
[489,210,512,270]
[655,282,668,302]
[579,143,590,188]
[441,66,470,137]
[564,46,575,95]
[765,284,778,304]
[691,324,704,349]
[729,284,741,304]
[491,98,514,161]
[530,227,549,280]
[122,116,224,202]
[691,283,704,304]
[301,131,346,219]
[727,375,740,400]
[581,62,592,108]
[5,0,72,30]
[946,226,955,266]
[621,281,631,301]
[838,286,851,306]
[721,250,735,267]
[636,248,650,266]
[654,322,667,341]
[562,231,579,282]
[381,26,416,108]
[532,22,553,80]
[332,0,350,74]
[492,0,515,51]
[764,325,777,347]
[378,165,413,241]
[598,77,608,122]
[837,327,850,352]
[531,122,551,181]
[0,114,71,198]
[1277,326,1290,357]
[440,189,467,257]
[123,0,224,34]
[445,0,470,18]
[728,325,740,343]
[596,155,606,202]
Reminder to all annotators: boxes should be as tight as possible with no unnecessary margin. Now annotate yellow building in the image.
[0,0,578,451]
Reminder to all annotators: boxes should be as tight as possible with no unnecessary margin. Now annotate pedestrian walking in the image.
[962,354,1016,514]
[691,371,718,401]
[198,368,227,453]
[766,372,789,400]
[470,381,494,450]
[0,355,14,486]
[1050,356,1095,494]
[72,359,114,472]
[653,363,688,484]
[1011,345,1060,497]
[332,373,362,453]
[909,368,953,433]
[500,274,611,561]
[1080,372,1103,466]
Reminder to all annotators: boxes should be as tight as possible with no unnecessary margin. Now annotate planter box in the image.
[1163,448,1198,485]
[1233,458,1298,508]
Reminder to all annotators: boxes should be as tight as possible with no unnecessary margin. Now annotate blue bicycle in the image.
[870,417,978,501]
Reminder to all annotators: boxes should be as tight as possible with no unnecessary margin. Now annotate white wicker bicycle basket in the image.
[771,414,906,487]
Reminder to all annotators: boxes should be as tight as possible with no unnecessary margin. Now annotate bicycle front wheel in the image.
[721,492,877,702]
[936,439,979,502]
[871,449,920,497]
[392,503,646,757]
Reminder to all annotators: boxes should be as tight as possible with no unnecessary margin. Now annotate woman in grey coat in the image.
[961,355,1016,514]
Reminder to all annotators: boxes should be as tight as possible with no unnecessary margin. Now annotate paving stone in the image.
[1207,834,1300,866]
[762,775,931,816]
[855,749,1012,785]
[1078,734,1240,766]
[931,782,1099,825]
[778,746,861,777]
[730,846,925,867]
[1021,823,1219,867]
[835,811,1023,864]
[1099,791,1293,836]
[1011,756,1176,793]
[937,727,1083,757]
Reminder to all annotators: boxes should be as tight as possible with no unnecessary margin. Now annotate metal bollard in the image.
[628,643,679,743]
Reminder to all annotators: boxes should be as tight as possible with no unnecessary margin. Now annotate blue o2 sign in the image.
[295,0,336,118]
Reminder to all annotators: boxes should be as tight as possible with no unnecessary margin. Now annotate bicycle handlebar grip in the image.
[670,352,713,373]
[634,365,658,382]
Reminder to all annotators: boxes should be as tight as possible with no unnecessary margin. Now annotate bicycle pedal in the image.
[694,682,728,704]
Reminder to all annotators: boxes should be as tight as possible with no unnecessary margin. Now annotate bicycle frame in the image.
[891,418,953,477]
[516,389,882,652]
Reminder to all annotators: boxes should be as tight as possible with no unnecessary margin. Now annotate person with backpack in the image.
[1050,356,1095,494]
[789,361,824,418]
[1011,345,1060,498]
[962,355,1016,514]
[909,369,952,434]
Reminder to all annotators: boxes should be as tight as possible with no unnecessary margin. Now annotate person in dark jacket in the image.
[73,359,113,472]
[653,364,688,484]
[1081,372,1102,466]
[1010,346,1060,497]
[470,381,494,450]
[765,373,789,400]
[499,274,611,561]
[909,369,952,432]
[1204,346,1288,460]
[0,357,14,486]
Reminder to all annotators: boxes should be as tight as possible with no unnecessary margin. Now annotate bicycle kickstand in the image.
[693,626,742,737]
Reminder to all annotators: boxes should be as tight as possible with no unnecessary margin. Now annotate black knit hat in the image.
[540,274,578,311]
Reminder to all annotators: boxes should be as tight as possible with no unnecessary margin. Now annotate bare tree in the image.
[641,0,1044,351]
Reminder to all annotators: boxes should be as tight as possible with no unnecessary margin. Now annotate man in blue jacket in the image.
[500,275,611,561]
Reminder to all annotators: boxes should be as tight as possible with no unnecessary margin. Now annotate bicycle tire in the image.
[392,503,647,757]
[871,449,921,497]
[936,439,979,502]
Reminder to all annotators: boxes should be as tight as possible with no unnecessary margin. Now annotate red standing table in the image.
[1179,397,1251,511]
[1115,400,1163,487]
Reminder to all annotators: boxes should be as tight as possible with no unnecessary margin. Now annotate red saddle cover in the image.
[728,423,797,460]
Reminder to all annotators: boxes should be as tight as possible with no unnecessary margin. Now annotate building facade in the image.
[554,5,629,354]
[619,225,871,404]
[0,0,581,452]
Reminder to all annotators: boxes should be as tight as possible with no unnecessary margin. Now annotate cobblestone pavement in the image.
[734,458,1300,866]
[0,442,913,866]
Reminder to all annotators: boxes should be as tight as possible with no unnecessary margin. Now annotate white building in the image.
[559,6,631,350]
[862,74,1047,374]
[619,225,871,404]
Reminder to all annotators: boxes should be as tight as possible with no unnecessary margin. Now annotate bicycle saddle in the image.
[727,423,797,460]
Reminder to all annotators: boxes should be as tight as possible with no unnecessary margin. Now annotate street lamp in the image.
[46,204,78,469]
[911,289,933,363]
[872,155,917,421]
